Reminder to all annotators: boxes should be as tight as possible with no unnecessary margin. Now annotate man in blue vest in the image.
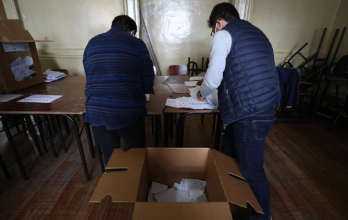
[197,3,280,220]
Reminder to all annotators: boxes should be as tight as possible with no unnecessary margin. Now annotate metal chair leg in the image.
[0,154,10,178]
[91,126,105,173]
[43,115,58,157]
[1,115,28,180]
[84,122,95,158]
[53,115,67,153]
[25,115,43,157]
[34,115,48,153]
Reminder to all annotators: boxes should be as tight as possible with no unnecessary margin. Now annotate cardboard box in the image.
[90,148,263,220]
[0,3,51,93]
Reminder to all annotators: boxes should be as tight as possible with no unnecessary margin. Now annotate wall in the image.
[140,0,226,75]
[11,0,123,75]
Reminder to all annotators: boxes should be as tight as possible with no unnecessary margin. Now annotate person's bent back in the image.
[83,15,154,164]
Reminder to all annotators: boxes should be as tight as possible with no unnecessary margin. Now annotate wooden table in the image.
[0,76,92,181]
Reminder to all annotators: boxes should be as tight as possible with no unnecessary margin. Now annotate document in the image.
[18,95,63,103]
[184,81,198,86]
[0,94,23,102]
[165,97,217,110]
[190,77,204,81]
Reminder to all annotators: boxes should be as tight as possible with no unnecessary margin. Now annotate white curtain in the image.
[121,0,140,38]
[234,0,254,22]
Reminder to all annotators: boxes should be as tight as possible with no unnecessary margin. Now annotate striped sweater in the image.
[83,26,154,130]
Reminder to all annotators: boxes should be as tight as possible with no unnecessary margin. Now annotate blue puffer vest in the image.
[218,18,281,125]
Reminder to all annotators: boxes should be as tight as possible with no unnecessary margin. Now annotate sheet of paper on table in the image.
[184,81,198,86]
[189,77,204,81]
[0,94,23,102]
[165,97,217,110]
[189,86,219,107]
[17,95,63,103]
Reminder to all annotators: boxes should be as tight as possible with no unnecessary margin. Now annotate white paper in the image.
[3,42,30,52]
[165,99,177,108]
[11,64,36,82]
[196,193,208,202]
[10,57,24,68]
[173,183,182,190]
[147,187,156,202]
[154,188,183,202]
[23,56,34,68]
[190,189,204,199]
[176,190,190,201]
[145,94,150,102]
[190,77,204,81]
[0,94,23,102]
[17,95,63,103]
[181,179,206,192]
[189,86,201,98]
[151,182,168,194]
[184,81,198,86]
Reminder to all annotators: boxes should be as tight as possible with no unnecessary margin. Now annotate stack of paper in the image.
[44,70,67,82]
[147,180,208,203]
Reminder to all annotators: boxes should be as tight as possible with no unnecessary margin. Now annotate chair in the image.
[169,65,188,76]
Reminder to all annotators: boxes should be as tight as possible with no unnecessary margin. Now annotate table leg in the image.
[53,115,67,153]
[212,114,216,135]
[21,116,28,136]
[164,112,169,147]
[61,114,90,181]
[2,115,28,180]
[62,117,71,136]
[35,115,48,153]
[214,113,222,151]
[84,122,95,158]
[91,126,105,173]
[151,116,155,135]
[169,113,173,138]
[176,113,189,147]
[0,153,10,178]
[43,115,58,157]
[25,115,43,157]
[13,115,21,134]
[155,115,159,147]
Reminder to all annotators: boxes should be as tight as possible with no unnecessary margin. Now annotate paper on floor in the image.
[151,182,168,194]
[154,188,183,202]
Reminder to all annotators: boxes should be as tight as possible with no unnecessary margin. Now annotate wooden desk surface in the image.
[324,74,348,81]
[0,76,86,115]
[146,94,172,115]
[154,76,169,84]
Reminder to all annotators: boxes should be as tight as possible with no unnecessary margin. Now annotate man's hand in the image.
[196,92,206,101]
[196,79,203,86]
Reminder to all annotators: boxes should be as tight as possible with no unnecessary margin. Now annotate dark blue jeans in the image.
[223,107,275,220]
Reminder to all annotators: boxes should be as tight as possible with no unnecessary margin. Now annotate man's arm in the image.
[199,30,232,98]
[139,39,155,94]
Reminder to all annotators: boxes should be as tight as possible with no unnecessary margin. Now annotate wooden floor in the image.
[0,112,348,220]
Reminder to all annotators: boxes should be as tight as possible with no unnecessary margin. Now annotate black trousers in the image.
[92,116,146,165]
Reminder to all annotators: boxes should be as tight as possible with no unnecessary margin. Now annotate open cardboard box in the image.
[90,148,263,220]
[0,2,52,93]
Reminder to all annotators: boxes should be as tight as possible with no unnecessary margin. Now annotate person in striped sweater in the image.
[83,15,154,165]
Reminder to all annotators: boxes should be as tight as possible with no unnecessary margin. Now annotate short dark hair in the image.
[112,15,137,35]
[207,3,240,28]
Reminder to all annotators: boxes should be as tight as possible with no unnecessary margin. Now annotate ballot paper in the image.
[190,77,204,81]
[10,56,36,82]
[17,95,63,103]
[180,179,206,192]
[151,182,168,194]
[44,70,68,82]
[0,94,23,102]
[165,97,217,110]
[3,42,30,52]
[147,187,156,202]
[196,193,208,202]
[189,86,201,97]
[184,81,198,86]
[154,188,183,202]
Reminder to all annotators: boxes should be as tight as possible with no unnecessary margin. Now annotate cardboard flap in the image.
[210,150,264,214]
[89,172,140,202]
[90,149,147,203]
[133,202,232,220]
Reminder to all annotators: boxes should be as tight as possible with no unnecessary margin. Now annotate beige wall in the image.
[140,0,226,75]
[5,0,347,77]
[12,0,123,75]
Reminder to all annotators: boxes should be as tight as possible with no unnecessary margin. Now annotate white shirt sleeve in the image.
[200,30,232,97]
